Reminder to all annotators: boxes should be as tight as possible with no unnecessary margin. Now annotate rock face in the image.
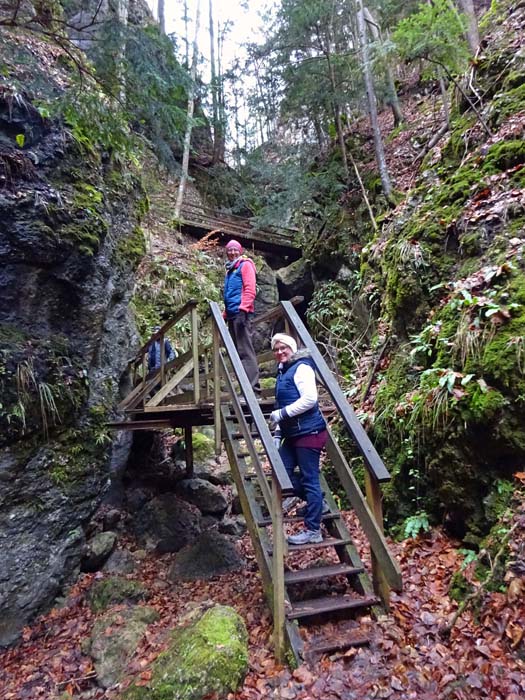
[131,494,202,553]
[168,531,246,581]
[123,604,249,700]
[88,577,147,613]
[0,34,144,644]
[175,478,229,515]
[81,531,118,572]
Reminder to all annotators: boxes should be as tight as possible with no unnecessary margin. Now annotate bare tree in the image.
[175,0,201,219]
[157,0,165,34]
[455,0,480,53]
[363,6,403,127]
[356,0,393,201]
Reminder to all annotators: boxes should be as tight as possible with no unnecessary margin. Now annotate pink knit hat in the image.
[225,239,243,253]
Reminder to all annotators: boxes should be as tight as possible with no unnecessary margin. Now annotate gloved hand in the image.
[270,409,283,426]
[273,426,282,449]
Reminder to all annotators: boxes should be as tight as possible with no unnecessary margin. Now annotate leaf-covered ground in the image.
[1,480,524,700]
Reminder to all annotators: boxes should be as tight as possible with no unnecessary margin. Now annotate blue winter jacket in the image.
[148,339,176,372]
[275,354,326,438]
[224,259,254,319]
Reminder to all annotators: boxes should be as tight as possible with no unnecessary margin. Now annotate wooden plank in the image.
[308,636,370,656]
[257,512,340,527]
[221,398,272,512]
[318,473,374,599]
[288,594,379,620]
[213,325,222,454]
[145,357,194,407]
[284,563,364,585]
[365,470,390,610]
[210,302,293,494]
[272,478,287,663]
[325,429,402,592]
[185,425,194,478]
[281,301,391,483]
[107,419,173,430]
[268,537,352,555]
[253,295,304,326]
[191,306,200,404]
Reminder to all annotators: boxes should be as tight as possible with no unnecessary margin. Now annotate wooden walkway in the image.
[179,202,302,261]
[111,300,402,665]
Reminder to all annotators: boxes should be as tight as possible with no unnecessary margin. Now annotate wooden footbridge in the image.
[112,299,402,665]
[179,202,302,262]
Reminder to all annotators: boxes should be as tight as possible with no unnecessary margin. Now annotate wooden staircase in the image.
[111,299,402,665]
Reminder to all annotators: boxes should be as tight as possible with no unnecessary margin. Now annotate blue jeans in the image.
[279,440,323,531]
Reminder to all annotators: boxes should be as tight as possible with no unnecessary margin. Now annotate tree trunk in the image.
[356,0,393,201]
[364,8,403,126]
[175,0,201,219]
[157,0,165,35]
[115,0,128,101]
[456,0,480,53]
[183,0,189,67]
[322,23,349,182]
[209,0,220,163]
[216,20,226,161]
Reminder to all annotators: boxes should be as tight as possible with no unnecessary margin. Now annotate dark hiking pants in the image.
[228,312,261,393]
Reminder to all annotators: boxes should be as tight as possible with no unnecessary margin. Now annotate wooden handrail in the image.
[131,299,199,365]
[209,301,293,495]
[180,202,299,236]
[280,301,391,484]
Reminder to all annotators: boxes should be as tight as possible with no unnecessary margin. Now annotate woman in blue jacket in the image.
[270,333,328,545]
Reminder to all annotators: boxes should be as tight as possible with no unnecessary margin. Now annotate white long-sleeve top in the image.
[278,362,318,417]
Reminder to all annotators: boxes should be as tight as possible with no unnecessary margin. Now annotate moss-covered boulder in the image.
[88,576,147,613]
[123,604,249,700]
[87,605,159,688]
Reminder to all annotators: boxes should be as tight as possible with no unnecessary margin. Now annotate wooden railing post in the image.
[160,333,166,387]
[212,323,221,455]
[271,478,286,663]
[204,351,211,399]
[364,471,390,609]
[185,425,194,478]
[191,305,200,403]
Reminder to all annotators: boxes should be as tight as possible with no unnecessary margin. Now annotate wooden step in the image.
[284,563,364,585]
[257,512,340,527]
[287,536,352,552]
[307,634,370,656]
[268,536,352,554]
[287,594,379,620]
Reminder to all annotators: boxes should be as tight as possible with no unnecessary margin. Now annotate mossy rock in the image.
[88,576,147,613]
[192,431,215,462]
[88,606,160,688]
[123,604,249,700]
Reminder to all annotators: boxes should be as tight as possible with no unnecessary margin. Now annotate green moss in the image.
[483,140,525,173]
[123,605,249,700]
[259,376,276,390]
[88,577,147,613]
[192,431,214,461]
[73,182,104,211]
[490,83,525,128]
[115,226,146,269]
[60,218,108,256]
[448,569,474,602]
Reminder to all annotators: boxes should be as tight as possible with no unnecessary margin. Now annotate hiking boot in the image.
[282,496,301,514]
[287,529,323,545]
[297,499,331,517]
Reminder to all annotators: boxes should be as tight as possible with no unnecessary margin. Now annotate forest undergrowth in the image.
[0,471,524,700]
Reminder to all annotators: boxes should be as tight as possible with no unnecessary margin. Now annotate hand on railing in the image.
[272,425,282,450]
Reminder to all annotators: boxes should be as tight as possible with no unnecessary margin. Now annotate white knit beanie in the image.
[271,333,298,354]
